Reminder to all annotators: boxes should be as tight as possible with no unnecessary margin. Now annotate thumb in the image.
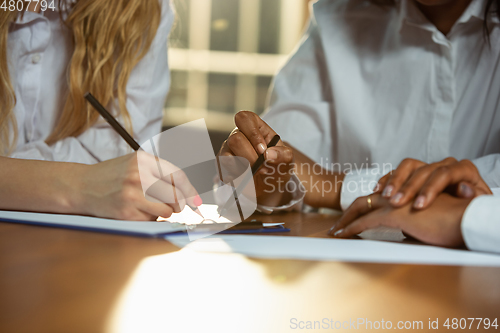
[264,146,293,164]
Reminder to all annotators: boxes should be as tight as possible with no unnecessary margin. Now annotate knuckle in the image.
[460,159,477,171]
[282,147,294,162]
[400,158,417,167]
[121,187,138,203]
[444,157,457,163]
[174,170,188,184]
[234,111,253,124]
[227,131,245,148]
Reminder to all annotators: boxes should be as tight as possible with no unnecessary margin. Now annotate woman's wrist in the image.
[53,162,90,215]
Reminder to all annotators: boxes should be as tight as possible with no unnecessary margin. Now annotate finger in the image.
[387,157,456,206]
[141,195,175,218]
[389,161,452,207]
[455,182,476,198]
[333,211,387,238]
[328,194,385,236]
[145,178,187,213]
[264,146,293,163]
[374,173,391,193]
[138,152,201,208]
[415,160,480,209]
[234,111,276,155]
[260,146,293,175]
[226,130,259,165]
[382,158,426,198]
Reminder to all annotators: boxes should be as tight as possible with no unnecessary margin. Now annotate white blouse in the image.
[262,0,500,252]
[7,0,173,164]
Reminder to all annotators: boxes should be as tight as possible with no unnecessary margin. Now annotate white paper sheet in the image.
[0,210,187,236]
[159,204,231,225]
[166,235,500,267]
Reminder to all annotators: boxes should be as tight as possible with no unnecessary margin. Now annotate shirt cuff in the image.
[461,195,500,254]
[340,169,382,211]
[256,173,306,214]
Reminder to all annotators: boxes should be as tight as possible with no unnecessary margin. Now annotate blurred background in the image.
[164,0,311,152]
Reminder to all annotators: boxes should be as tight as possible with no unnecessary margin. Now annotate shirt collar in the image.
[397,0,499,33]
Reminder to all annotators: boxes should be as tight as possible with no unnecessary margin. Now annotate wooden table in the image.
[1,212,499,333]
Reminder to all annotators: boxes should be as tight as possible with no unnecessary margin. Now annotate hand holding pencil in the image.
[217,111,294,208]
[84,92,203,220]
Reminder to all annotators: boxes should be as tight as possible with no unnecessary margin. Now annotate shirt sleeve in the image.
[257,19,334,211]
[262,18,333,165]
[11,0,174,164]
[340,170,382,211]
[461,192,500,254]
[471,154,500,188]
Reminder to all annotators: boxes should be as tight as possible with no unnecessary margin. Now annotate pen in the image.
[217,134,281,218]
[84,92,203,218]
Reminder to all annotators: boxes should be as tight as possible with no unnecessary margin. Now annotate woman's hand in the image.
[328,193,472,247]
[374,158,491,209]
[218,111,294,206]
[75,151,201,221]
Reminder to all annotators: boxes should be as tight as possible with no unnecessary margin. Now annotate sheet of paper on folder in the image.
[158,204,232,225]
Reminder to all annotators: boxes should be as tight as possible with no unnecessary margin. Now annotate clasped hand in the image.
[329,158,492,247]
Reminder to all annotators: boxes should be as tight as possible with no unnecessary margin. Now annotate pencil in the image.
[83,92,203,218]
[217,134,281,218]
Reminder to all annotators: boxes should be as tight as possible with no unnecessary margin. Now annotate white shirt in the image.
[263,0,500,211]
[462,190,500,254]
[8,0,173,163]
[261,0,500,251]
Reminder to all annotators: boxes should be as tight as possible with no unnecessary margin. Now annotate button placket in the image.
[427,41,455,162]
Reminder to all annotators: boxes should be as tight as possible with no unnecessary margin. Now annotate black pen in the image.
[84,92,203,218]
[217,134,281,218]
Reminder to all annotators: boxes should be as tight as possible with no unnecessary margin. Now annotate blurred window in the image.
[166,0,308,132]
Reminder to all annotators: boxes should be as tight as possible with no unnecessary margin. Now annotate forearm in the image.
[0,157,85,214]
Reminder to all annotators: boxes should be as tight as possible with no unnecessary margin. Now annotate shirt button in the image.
[31,53,41,64]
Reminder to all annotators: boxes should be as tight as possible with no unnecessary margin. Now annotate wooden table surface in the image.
[1,212,499,333]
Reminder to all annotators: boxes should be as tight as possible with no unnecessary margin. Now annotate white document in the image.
[166,235,500,267]
[159,204,231,225]
[0,210,187,236]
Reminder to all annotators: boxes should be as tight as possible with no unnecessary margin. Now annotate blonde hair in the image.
[0,0,162,155]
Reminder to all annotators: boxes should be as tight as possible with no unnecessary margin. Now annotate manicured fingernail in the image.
[460,183,474,197]
[413,195,426,209]
[194,195,203,207]
[382,185,394,197]
[373,183,380,192]
[334,229,344,237]
[257,143,266,154]
[391,192,404,204]
[265,148,278,160]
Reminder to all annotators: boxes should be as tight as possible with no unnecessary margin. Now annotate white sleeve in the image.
[11,0,174,164]
[461,192,500,254]
[262,19,333,166]
[340,169,383,211]
[259,19,332,211]
[472,154,500,188]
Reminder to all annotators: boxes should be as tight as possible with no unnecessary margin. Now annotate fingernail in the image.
[382,185,394,197]
[373,183,380,192]
[413,195,426,209]
[257,143,266,154]
[390,192,403,204]
[460,183,474,198]
[265,149,278,160]
[334,229,344,237]
[193,195,203,207]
